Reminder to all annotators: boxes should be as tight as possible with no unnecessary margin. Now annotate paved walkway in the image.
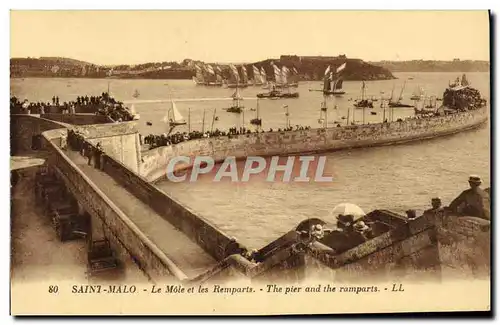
[11,155,148,285]
[64,149,217,278]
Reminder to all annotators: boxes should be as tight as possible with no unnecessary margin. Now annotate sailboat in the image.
[272,64,284,88]
[287,67,299,88]
[241,65,249,87]
[128,104,140,120]
[353,81,373,108]
[250,99,262,126]
[192,64,206,85]
[388,80,413,108]
[410,86,425,101]
[163,100,187,126]
[317,97,329,127]
[260,67,270,89]
[253,66,263,86]
[227,87,244,113]
[414,96,436,115]
[214,65,224,86]
[204,64,223,86]
[227,65,248,88]
[132,89,140,98]
[323,71,345,96]
[280,66,300,97]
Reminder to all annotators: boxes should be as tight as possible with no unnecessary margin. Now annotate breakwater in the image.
[10,108,490,284]
[140,106,488,182]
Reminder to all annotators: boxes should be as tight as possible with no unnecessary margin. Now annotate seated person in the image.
[447,175,490,220]
[423,197,444,215]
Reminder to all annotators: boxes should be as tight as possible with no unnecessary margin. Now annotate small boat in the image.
[353,81,373,108]
[146,121,153,126]
[227,64,249,88]
[192,64,206,85]
[226,87,244,113]
[202,64,224,86]
[388,101,413,108]
[132,89,140,98]
[370,111,377,115]
[410,86,424,101]
[257,84,299,99]
[163,100,187,127]
[252,66,263,86]
[414,107,435,115]
[128,104,140,120]
[354,99,374,108]
[250,99,262,126]
[323,63,347,96]
[387,81,413,108]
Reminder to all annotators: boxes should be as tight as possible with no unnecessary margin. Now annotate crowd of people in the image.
[10,92,136,122]
[443,86,487,111]
[10,96,60,115]
[66,129,105,169]
[143,124,312,150]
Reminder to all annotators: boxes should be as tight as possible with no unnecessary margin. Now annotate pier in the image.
[10,108,490,285]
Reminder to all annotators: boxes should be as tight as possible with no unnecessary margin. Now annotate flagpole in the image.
[188,107,191,133]
[211,108,216,133]
[202,108,206,133]
[325,105,328,129]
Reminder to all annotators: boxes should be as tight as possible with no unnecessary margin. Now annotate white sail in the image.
[206,64,215,75]
[232,87,243,100]
[194,64,205,83]
[241,66,248,83]
[253,65,261,83]
[336,62,347,73]
[171,101,185,123]
[273,65,282,84]
[130,103,140,120]
[260,67,267,84]
[281,66,289,85]
[412,86,425,99]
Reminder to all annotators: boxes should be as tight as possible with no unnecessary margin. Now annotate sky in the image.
[10,10,490,65]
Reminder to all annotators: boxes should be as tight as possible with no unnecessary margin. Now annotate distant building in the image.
[453,58,461,61]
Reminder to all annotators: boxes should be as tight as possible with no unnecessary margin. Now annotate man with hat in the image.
[447,175,490,220]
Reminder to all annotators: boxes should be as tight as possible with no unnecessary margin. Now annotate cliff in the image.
[369,60,490,73]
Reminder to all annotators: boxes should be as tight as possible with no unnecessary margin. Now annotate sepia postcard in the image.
[9,10,491,316]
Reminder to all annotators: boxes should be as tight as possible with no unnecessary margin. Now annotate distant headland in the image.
[9,55,489,81]
[368,59,490,73]
[10,55,395,81]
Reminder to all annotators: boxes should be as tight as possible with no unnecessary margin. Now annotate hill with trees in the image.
[368,59,490,72]
[10,55,396,81]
